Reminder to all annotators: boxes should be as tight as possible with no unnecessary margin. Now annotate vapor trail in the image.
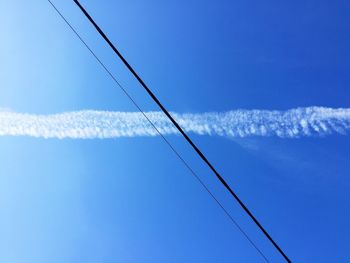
[0,107,349,139]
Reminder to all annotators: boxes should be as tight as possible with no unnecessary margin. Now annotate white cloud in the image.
[0,106,349,139]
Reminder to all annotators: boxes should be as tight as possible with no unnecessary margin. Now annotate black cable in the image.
[46,1,271,262]
[71,1,291,262]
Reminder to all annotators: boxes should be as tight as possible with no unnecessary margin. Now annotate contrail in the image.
[0,106,349,139]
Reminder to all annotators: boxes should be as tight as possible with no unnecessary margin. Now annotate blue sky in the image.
[1,0,350,262]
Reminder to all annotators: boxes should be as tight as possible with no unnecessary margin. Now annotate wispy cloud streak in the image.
[0,107,349,139]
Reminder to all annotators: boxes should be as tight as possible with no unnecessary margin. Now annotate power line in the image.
[71,1,291,262]
[45,1,277,262]
[45,2,270,261]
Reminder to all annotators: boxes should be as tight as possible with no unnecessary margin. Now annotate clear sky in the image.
[1,0,350,262]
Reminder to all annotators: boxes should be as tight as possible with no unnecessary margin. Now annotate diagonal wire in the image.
[72,1,291,262]
[46,1,271,262]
